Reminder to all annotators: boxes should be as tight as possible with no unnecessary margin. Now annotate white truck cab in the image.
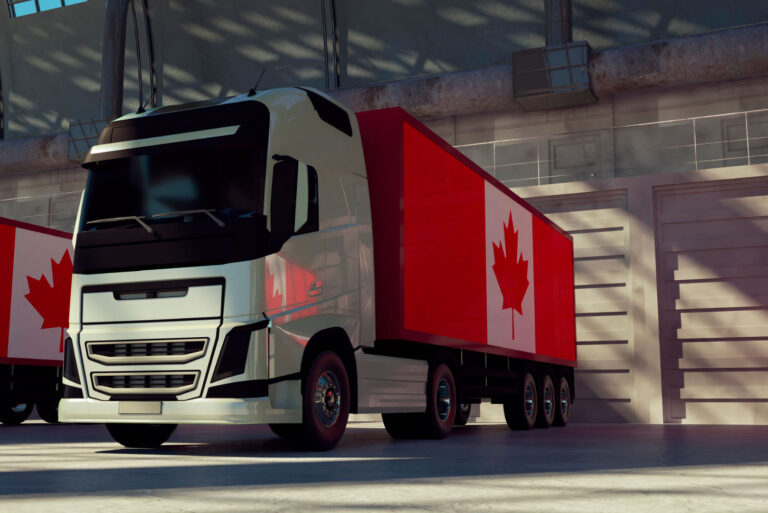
[60,88,428,450]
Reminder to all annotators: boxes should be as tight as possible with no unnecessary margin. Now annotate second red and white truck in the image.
[1,217,73,425]
[59,88,576,450]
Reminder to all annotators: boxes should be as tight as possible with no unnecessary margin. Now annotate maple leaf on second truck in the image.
[492,212,530,338]
[24,250,73,352]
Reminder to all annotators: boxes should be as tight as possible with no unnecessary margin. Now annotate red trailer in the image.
[0,217,73,424]
[358,107,576,430]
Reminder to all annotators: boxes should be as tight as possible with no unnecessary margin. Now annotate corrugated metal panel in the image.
[655,176,768,424]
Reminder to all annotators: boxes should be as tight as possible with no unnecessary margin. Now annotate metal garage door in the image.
[529,190,641,423]
[655,176,768,424]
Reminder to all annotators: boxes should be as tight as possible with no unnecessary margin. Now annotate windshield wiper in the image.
[87,216,154,234]
[152,209,226,228]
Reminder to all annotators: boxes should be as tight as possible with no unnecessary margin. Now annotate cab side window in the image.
[295,164,319,235]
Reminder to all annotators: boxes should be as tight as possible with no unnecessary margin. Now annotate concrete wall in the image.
[0,0,105,138]
[573,0,768,49]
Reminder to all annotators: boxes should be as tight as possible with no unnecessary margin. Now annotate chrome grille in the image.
[93,372,199,395]
[86,338,207,364]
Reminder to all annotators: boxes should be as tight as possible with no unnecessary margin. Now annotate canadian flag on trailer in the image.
[0,219,73,363]
[485,183,535,353]
[360,108,575,365]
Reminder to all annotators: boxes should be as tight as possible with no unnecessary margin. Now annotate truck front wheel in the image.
[106,423,177,448]
[297,351,350,451]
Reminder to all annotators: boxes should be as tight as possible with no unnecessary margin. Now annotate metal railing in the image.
[455,107,768,188]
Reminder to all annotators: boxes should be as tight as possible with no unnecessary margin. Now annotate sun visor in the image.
[82,100,270,168]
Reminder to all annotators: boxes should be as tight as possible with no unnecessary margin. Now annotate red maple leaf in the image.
[24,250,72,352]
[492,213,529,338]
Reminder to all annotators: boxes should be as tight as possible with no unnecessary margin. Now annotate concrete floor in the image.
[0,420,767,512]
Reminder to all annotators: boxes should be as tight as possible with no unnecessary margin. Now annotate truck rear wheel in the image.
[296,351,350,451]
[382,362,457,439]
[504,370,538,430]
[554,375,572,426]
[0,399,33,426]
[537,374,556,428]
[106,423,177,448]
[35,397,61,424]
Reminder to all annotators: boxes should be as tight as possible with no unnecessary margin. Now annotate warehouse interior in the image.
[1,0,767,425]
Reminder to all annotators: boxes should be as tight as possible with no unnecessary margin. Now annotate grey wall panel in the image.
[654,177,768,425]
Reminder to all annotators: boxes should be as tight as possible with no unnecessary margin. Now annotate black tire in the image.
[423,363,456,438]
[36,397,61,424]
[106,423,177,448]
[554,374,572,427]
[383,362,457,439]
[454,401,471,426]
[296,351,350,451]
[382,412,424,438]
[0,398,33,426]
[537,374,556,428]
[268,423,300,439]
[504,370,538,431]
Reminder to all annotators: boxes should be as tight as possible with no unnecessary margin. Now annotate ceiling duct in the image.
[512,0,596,111]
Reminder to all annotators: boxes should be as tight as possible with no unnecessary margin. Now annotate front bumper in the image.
[59,394,302,425]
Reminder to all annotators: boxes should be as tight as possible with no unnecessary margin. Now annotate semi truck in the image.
[59,87,576,450]
[1,217,73,425]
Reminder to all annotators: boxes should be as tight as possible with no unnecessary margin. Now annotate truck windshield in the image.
[80,145,265,231]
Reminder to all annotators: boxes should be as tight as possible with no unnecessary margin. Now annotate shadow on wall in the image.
[572,0,768,50]
[5,1,768,138]
[2,0,546,138]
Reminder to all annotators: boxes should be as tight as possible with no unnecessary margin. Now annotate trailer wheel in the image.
[35,397,61,424]
[297,350,350,451]
[106,423,177,448]
[0,399,33,426]
[504,370,538,430]
[537,374,556,428]
[554,375,572,427]
[454,401,471,426]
